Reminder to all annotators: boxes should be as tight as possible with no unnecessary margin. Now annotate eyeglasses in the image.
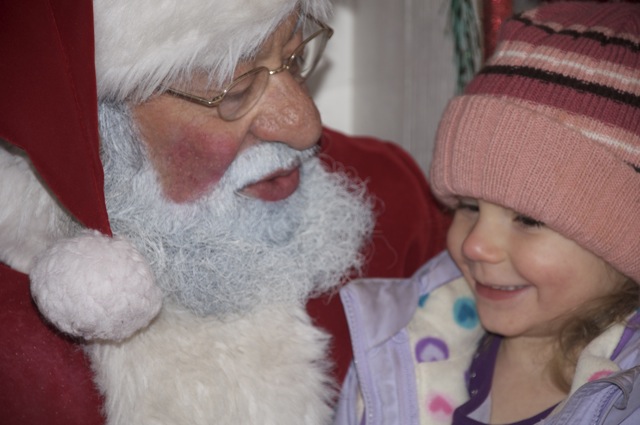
[165,16,333,121]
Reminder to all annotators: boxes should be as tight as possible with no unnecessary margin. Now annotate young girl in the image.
[334,2,640,424]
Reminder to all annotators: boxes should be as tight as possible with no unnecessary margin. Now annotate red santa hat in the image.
[0,0,331,341]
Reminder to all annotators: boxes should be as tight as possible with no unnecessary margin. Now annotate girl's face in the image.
[447,198,626,340]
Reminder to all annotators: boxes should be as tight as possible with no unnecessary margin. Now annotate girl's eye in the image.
[455,200,479,213]
[515,214,544,228]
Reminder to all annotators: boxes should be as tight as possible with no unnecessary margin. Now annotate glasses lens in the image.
[168,73,227,104]
[290,26,329,81]
[218,67,269,121]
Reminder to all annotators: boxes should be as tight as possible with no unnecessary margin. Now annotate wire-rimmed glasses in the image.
[165,16,333,121]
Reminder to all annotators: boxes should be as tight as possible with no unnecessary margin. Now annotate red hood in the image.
[0,0,110,235]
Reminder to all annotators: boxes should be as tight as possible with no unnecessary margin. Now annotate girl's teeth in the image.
[489,285,524,291]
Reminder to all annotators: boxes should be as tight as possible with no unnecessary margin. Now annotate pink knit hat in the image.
[430,2,640,283]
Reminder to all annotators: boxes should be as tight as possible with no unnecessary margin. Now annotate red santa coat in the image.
[0,1,450,423]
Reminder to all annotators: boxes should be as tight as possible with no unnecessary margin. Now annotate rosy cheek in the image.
[154,128,240,203]
[518,245,563,282]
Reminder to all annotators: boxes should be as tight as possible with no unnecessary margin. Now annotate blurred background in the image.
[312,0,539,175]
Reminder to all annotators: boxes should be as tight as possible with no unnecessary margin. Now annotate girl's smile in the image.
[473,280,531,301]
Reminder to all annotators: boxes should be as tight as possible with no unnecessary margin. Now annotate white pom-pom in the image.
[30,229,162,341]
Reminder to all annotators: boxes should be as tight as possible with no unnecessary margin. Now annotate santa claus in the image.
[0,0,449,424]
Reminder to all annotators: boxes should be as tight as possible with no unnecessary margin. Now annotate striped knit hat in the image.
[430,2,640,283]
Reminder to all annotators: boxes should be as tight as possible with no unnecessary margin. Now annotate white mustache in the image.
[217,143,319,194]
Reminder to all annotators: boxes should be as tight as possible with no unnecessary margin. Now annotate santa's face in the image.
[130,12,322,204]
[99,102,373,318]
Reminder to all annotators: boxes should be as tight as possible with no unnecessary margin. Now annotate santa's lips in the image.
[475,280,530,301]
[238,166,301,201]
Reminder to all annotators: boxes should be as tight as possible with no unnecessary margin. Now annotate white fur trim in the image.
[30,229,162,341]
[86,303,335,424]
[94,0,332,101]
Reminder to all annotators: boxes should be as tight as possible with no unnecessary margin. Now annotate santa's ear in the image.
[30,229,162,341]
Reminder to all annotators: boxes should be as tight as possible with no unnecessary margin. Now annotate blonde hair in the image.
[549,277,640,392]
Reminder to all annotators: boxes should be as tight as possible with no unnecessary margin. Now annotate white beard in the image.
[86,102,374,424]
[99,102,374,317]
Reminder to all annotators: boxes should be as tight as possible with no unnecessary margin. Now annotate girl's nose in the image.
[461,213,507,265]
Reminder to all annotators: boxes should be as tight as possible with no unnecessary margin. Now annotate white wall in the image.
[313,0,458,176]
[309,5,355,135]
